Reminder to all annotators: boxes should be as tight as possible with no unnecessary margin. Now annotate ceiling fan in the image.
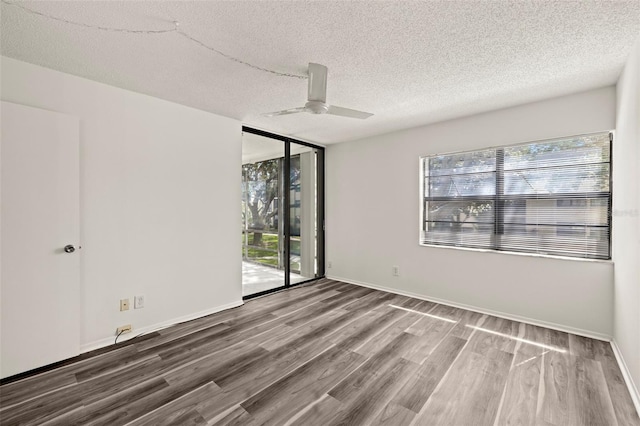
[263,63,373,119]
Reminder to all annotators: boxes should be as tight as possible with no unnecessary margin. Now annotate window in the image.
[420,132,611,260]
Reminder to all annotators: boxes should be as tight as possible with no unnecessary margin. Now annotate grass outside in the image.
[242,232,301,270]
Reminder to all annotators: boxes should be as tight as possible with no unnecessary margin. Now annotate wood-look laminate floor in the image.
[1,279,638,426]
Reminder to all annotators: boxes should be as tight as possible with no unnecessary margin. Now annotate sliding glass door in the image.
[241,134,285,295]
[289,142,323,282]
[241,128,324,298]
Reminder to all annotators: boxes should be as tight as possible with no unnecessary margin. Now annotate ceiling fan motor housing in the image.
[263,63,372,119]
[304,100,329,114]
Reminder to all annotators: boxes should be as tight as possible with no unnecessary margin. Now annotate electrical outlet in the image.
[120,298,129,311]
[134,295,145,309]
[327,261,332,269]
[116,324,132,334]
[392,265,400,277]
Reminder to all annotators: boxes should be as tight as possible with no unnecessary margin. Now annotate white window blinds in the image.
[421,132,611,260]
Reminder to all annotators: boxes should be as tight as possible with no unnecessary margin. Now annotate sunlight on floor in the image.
[388,304,458,323]
[465,325,567,353]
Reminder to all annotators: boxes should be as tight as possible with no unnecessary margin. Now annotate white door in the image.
[1,101,81,379]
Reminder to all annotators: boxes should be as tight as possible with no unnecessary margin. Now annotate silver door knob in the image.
[64,244,75,253]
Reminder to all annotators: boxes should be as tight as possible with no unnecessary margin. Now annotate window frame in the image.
[419,132,612,260]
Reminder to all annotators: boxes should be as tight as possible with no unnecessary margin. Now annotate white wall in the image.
[1,57,242,350]
[614,37,640,407]
[326,86,616,338]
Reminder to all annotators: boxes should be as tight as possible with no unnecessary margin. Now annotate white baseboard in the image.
[327,275,612,342]
[79,300,244,354]
[610,340,640,417]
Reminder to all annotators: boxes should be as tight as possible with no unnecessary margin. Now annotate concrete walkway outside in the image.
[242,261,307,296]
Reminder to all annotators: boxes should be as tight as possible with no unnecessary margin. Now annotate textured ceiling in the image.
[2,1,640,145]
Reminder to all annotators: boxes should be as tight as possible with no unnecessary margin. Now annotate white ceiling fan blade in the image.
[262,107,306,117]
[327,105,373,119]
[308,63,327,103]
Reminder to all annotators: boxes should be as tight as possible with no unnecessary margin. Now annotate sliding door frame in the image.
[242,126,325,300]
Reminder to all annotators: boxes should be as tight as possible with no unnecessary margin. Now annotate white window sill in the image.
[418,242,613,264]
